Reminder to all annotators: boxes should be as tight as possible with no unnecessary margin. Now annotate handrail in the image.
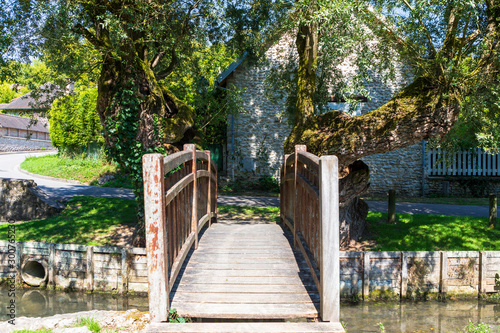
[280,145,340,322]
[143,144,217,323]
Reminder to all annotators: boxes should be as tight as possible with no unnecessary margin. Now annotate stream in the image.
[1,288,498,332]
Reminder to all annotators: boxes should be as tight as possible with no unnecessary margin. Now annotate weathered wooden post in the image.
[489,194,497,229]
[319,155,339,322]
[185,144,199,249]
[388,189,396,223]
[205,150,212,227]
[294,145,307,247]
[143,153,169,323]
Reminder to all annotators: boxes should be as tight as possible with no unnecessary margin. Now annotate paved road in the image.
[0,152,492,217]
[0,151,134,201]
[217,195,491,217]
[365,200,490,218]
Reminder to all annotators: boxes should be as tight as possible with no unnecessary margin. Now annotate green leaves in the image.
[49,84,102,152]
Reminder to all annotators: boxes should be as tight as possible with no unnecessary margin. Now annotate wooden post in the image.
[48,243,56,288]
[489,194,497,229]
[281,154,290,227]
[440,251,448,294]
[400,252,408,299]
[319,155,339,322]
[294,145,307,247]
[388,189,396,223]
[205,150,212,227]
[479,251,487,294]
[86,246,94,291]
[363,252,370,300]
[121,248,129,294]
[185,144,198,249]
[143,153,169,323]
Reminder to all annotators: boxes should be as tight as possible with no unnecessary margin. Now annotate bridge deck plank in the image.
[170,222,320,319]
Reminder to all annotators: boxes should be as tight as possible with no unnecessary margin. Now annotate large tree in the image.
[2,0,288,243]
[270,0,499,244]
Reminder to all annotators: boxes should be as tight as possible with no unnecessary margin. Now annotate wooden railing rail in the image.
[280,145,340,322]
[143,144,217,323]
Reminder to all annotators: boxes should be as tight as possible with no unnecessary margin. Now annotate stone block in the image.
[0,178,64,221]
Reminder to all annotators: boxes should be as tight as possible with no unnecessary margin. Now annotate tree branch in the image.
[284,77,460,166]
[401,0,437,57]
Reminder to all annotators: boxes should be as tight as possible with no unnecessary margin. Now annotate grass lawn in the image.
[366,212,500,251]
[20,154,132,188]
[0,196,137,246]
[218,205,280,222]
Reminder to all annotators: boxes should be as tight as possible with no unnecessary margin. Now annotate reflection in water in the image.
[340,301,500,333]
[1,288,498,332]
[0,288,148,318]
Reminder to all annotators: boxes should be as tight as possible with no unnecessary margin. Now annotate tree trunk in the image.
[291,17,461,246]
[286,76,460,246]
[97,53,195,169]
[295,22,319,125]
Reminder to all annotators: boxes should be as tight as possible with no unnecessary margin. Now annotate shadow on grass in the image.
[0,196,137,246]
[366,212,500,251]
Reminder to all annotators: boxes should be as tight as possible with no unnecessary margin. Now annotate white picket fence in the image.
[427,148,500,176]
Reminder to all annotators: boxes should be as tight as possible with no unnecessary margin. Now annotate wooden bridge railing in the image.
[143,144,217,323]
[280,145,340,322]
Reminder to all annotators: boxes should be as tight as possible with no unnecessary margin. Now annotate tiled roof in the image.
[0,113,49,133]
[0,83,62,110]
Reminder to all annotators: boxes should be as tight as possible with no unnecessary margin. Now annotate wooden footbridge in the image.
[143,145,344,332]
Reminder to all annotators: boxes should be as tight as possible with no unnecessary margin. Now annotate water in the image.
[1,288,499,332]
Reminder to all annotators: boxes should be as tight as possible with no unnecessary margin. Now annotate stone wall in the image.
[0,136,54,152]
[425,177,500,197]
[0,241,148,293]
[2,241,498,299]
[226,36,295,179]
[363,143,424,197]
[0,178,64,221]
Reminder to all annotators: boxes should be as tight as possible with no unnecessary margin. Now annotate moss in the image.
[284,75,459,162]
[159,85,195,143]
[367,289,400,301]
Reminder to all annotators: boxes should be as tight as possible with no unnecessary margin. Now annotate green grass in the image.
[75,316,101,333]
[362,196,490,206]
[0,196,137,246]
[366,212,500,251]
[218,205,280,222]
[20,154,132,188]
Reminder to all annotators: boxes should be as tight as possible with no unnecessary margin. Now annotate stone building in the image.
[216,34,421,194]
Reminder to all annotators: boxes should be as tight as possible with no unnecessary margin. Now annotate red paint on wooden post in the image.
[143,153,169,323]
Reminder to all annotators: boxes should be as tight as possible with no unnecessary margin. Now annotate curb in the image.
[0,149,57,156]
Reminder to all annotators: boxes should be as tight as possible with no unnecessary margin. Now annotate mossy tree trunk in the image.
[288,18,472,246]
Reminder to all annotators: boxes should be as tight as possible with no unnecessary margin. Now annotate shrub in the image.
[49,84,103,155]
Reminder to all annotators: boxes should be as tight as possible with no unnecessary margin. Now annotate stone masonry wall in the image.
[226,35,295,178]
[0,136,54,152]
[362,143,424,197]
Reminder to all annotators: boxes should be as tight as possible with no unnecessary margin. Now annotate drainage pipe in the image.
[21,258,48,287]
